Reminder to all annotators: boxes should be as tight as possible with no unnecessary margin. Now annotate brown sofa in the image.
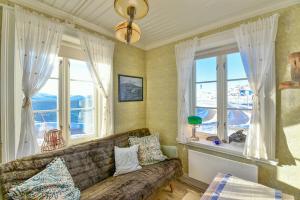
[0,128,183,200]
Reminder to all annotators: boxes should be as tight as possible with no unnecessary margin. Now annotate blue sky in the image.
[196,52,247,82]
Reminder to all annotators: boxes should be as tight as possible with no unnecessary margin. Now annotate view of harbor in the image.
[195,53,253,136]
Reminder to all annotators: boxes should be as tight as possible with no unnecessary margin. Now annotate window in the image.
[193,46,253,141]
[226,53,252,137]
[32,58,60,145]
[195,57,218,134]
[32,54,99,145]
[69,59,97,138]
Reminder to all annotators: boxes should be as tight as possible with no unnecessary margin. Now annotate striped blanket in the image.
[201,173,289,200]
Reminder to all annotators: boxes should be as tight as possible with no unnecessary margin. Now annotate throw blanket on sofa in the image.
[201,173,282,200]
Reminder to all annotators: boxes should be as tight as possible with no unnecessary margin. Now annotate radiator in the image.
[188,149,258,184]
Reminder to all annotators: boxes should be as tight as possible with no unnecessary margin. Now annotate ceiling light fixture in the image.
[114,0,149,44]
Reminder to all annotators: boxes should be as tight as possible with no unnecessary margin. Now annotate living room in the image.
[0,0,300,199]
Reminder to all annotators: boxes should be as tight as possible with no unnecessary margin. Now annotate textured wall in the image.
[113,43,146,133]
[146,4,300,199]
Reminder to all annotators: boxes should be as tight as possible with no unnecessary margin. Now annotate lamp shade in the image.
[114,0,149,19]
[188,116,202,125]
[115,21,141,44]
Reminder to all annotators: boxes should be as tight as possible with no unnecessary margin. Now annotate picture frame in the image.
[118,74,143,102]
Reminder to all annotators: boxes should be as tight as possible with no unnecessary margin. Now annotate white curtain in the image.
[15,6,63,158]
[175,38,198,143]
[234,14,279,160]
[79,32,115,137]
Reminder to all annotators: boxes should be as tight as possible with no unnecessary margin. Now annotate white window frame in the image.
[32,39,101,146]
[193,44,246,141]
[62,56,100,145]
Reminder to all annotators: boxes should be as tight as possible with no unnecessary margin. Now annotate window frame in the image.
[192,44,251,142]
[62,56,100,145]
[32,45,100,146]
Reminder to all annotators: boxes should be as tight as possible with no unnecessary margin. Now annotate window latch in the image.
[224,122,227,127]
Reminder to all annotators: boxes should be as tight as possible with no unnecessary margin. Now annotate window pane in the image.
[227,80,253,110]
[227,52,247,80]
[195,108,217,135]
[196,57,217,82]
[227,110,251,137]
[196,82,217,107]
[70,109,95,137]
[69,59,92,81]
[32,79,58,111]
[34,111,59,146]
[70,81,94,108]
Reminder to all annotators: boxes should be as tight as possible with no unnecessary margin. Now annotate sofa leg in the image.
[169,181,174,193]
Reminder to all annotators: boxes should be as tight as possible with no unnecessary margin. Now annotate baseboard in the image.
[178,173,209,192]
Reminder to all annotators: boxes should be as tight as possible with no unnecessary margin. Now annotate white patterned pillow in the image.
[8,157,80,200]
[129,135,167,165]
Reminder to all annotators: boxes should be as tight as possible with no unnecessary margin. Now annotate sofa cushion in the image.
[114,145,142,176]
[129,135,167,165]
[8,158,80,200]
[81,158,182,200]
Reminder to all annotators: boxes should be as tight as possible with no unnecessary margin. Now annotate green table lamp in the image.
[188,116,202,141]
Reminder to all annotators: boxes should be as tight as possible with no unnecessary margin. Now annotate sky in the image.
[37,58,94,97]
[196,52,247,82]
[196,52,250,93]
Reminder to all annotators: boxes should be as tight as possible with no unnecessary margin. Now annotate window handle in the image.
[217,121,219,128]
[224,122,227,127]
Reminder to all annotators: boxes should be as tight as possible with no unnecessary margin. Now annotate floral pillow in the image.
[129,135,167,165]
[8,157,80,200]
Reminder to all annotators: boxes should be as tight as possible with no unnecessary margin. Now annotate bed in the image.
[201,173,294,200]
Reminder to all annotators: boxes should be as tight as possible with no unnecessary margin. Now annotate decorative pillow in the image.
[8,157,80,200]
[129,135,167,165]
[114,145,142,176]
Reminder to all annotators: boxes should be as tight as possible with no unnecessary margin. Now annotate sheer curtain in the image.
[234,14,279,160]
[175,38,198,143]
[79,32,115,137]
[15,6,63,158]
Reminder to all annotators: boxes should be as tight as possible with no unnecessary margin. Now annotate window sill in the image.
[184,133,278,166]
[70,134,97,145]
[187,135,245,158]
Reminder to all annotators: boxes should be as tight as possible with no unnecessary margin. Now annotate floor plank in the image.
[152,180,203,200]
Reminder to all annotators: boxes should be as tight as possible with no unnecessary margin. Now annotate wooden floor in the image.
[152,180,204,200]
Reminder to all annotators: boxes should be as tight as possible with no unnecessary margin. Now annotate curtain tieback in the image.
[252,89,265,110]
[22,96,31,108]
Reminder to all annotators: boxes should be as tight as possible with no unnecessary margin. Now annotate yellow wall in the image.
[146,4,300,199]
[114,43,146,133]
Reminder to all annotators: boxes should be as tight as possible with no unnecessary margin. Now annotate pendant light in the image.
[114,0,149,19]
[114,0,149,44]
[115,21,141,44]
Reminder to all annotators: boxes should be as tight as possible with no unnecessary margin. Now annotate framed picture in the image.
[118,75,143,102]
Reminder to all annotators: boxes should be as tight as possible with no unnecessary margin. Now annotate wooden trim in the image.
[179,173,209,192]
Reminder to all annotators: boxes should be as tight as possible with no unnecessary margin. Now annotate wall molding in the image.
[179,173,209,192]
[1,7,16,163]
[5,0,300,50]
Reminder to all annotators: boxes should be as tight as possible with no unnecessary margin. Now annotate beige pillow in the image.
[129,135,167,165]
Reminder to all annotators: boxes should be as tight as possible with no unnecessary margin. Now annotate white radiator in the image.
[188,150,258,184]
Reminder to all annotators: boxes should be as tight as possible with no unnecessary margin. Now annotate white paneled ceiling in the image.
[17,0,300,49]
